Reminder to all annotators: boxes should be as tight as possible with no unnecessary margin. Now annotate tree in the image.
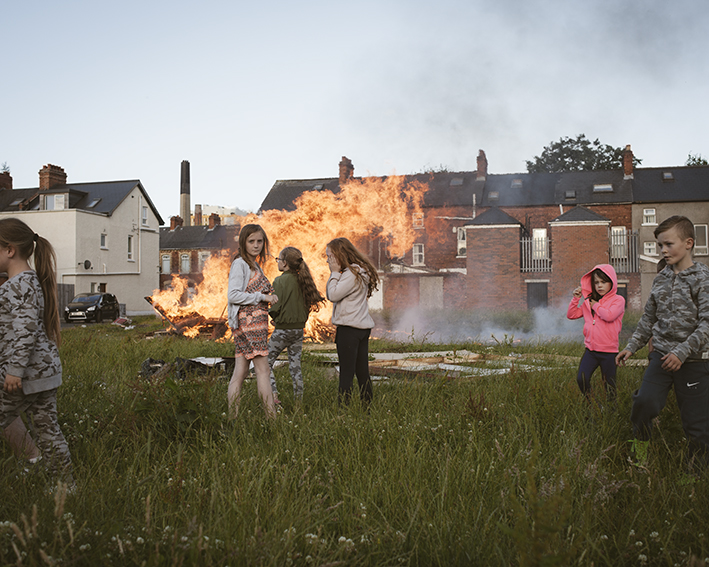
[686,153,708,166]
[1,162,9,174]
[526,134,641,173]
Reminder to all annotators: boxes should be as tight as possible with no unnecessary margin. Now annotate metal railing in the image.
[610,229,639,273]
[520,237,551,272]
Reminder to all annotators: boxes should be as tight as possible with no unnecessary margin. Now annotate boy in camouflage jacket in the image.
[617,216,709,470]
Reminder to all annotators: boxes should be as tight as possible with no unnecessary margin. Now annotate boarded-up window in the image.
[527,282,548,309]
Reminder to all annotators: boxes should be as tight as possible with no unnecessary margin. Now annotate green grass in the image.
[1,315,708,566]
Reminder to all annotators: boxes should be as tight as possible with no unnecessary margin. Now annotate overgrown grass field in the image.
[1,313,708,566]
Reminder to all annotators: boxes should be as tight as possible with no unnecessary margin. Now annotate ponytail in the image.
[33,237,61,345]
[0,218,61,345]
[279,247,325,312]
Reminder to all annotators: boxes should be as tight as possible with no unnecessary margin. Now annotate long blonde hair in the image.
[326,237,379,298]
[237,224,269,272]
[0,218,61,344]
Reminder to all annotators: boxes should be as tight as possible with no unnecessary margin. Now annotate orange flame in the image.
[151,176,428,340]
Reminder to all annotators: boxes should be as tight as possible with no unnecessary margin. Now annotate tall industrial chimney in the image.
[180,160,191,227]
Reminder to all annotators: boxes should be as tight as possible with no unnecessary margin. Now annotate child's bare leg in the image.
[253,356,275,419]
[3,416,40,461]
[227,356,250,419]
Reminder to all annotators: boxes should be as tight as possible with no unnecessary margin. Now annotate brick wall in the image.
[465,225,525,310]
[382,274,419,311]
[550,223,609,307]
[381,272,468,312]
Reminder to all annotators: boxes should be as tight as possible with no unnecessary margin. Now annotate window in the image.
[511,179,523,189]
[593,183,613,192]
[450,178,464,187]
[199,252,211,271]
[564,190,576,200]
[412,212,424,229]
[527,281,548,309]
[457,227,466,256]
[662,172,674,181]
[695,224,708,255]
[488,191,499,201]
[180,253,190,273]
[100,233,107,249]
[611,226,627,259]
[532,228,549,260]
[644,242,657,255]
[161,254,171,274]
[142,206,149,226]
[412,244,425,266]
[642,208,657,225]
[127,235,134,261]
[44,194,66,210]
[87,198,101,208]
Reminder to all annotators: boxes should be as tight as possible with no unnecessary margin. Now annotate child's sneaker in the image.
[628,438,649,467]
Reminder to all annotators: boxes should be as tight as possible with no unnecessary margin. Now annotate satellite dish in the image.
[84,260,92,270]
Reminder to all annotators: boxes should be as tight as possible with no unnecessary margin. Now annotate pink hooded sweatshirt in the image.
[566,263,625,353]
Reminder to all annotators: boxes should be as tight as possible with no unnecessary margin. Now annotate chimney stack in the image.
[194,204,203,226]
[170,216,184,230]
[180,160,191,227]
[476,150,488,181]
[622,145,634,179]
[0,170,12,191]
[339,156,354,185]
[39,164,67,190]
[208,213,221,229]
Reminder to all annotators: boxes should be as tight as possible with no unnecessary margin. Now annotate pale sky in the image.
[4,0,708,221]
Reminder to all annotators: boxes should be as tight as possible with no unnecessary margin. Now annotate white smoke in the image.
[375,306,583,345]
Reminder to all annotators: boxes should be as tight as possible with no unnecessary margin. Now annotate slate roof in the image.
[160,224,240,251]
[554,170,633,205]
[481,173,559,207]
[550,205,610,223]
[259,178,341,212]
[1,180,164,224]
[633,166,709,203]
[259,164,709,214]
[467,207,522,226]
[259,170,620,213]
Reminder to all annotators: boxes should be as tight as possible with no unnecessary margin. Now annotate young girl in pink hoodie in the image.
[567,264,625,402]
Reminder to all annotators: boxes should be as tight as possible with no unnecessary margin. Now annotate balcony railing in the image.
[521,237,551,272]
[610,229,639,273]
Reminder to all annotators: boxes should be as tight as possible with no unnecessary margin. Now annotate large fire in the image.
[150,175,428,340]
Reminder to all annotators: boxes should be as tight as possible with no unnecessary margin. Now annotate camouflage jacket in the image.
[0,271,62,394]
[625,262,709,362]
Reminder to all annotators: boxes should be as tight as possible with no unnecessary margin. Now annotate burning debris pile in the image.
[145,296,229,340]
[148,253,233,339]
[149,175,427,340]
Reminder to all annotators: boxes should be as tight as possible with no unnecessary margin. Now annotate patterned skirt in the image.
[233,269,274,360]
[234,304,270,360]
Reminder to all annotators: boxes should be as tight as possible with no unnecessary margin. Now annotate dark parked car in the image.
[64,293,120,323]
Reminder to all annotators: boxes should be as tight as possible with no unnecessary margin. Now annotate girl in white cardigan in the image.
[227,224,278,419]
[325,237,379,407]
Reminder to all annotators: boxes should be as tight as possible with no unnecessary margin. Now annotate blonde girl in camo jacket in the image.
[0,218,73,482]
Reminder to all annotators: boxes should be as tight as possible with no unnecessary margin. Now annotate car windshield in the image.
[72,294,101,303]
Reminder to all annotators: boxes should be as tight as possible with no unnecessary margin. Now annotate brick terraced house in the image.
[259,152,709,313]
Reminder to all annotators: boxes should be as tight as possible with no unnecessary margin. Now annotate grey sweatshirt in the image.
[624,262,709,362]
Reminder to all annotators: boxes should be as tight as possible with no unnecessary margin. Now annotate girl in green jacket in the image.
[268,247,325,402]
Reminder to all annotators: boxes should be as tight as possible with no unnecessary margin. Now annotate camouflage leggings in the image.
[268,329,304,399]
[0,388,73,479]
